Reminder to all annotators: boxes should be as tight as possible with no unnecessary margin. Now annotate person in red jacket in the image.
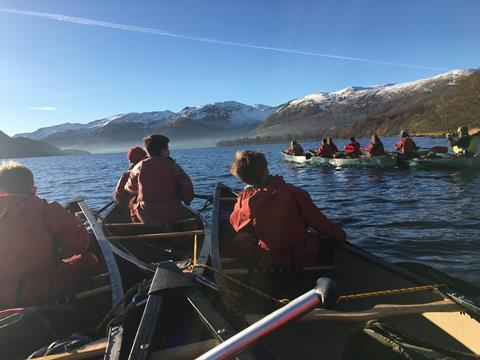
[125,134,194,225]
[367,134,385,157]
[284,140,305,156]
[315,138,334,158]
[114,147,147,221]
[0,162,101,310]
[344,137,362,156]
[229,150,346,268]
[395,130,418,158]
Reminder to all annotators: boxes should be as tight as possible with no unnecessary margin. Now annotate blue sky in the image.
[0,0,478,136]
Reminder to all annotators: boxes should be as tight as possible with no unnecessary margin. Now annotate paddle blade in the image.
[431,146,448,153]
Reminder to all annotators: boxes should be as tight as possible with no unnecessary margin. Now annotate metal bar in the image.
[128,291,165,360]
[77,199,125,315]
[196,288,323,360]
[104,325,124,360]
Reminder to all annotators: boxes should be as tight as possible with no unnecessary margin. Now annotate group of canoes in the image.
[283,127,479,169]
[2,132,480,359]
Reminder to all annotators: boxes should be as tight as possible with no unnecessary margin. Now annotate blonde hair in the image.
[230,150,268,185]
[0,161,34,194]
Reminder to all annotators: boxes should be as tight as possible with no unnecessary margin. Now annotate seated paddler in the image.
[446,126,477,157]
[229,150,346,268]
[125,134,194,225]
[114,146,147,221]
[284,140,305,156]
[0,162,102,310]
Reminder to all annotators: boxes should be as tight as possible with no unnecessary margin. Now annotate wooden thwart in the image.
[74,285,112,300]
[305,300,461,322]
[104,218,198,228]
[107,229,205,241]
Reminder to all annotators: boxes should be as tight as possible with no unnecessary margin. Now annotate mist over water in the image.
[14,136,480,286]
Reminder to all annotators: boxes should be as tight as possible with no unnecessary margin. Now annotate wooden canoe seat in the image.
[104,218,198,229]
[88,272,110,284]
[107,229,205,241]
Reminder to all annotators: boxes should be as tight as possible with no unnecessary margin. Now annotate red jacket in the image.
[344,141,362,155]
[114,171,131,204]
[126,156,194,224]
[0,194,91,308]
[230,176,346,267]
[315,144,334,158]
[395,137,417,154]
[284,144,305,156]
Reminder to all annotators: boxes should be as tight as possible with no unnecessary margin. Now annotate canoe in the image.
[408,154,480,170]
[281,151,308,164]
[2,200,213,360]
[199,183,480,359]
[308,154,331,167]
[329,154,397,168]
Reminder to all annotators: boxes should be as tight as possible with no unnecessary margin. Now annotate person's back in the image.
[316,138,334,158]
[395,131,417,156]
[284,141,304,156]
[327,138,339,155]
[368,135,385,157]
[0,162,100,309]
[126,135,194,225]
[344,138,362,156]
[229,151,346,268]
[114,146,147,205]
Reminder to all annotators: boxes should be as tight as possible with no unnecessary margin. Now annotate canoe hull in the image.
[281,151,308,164]
[408,156,480,170]
[330,154,396,168]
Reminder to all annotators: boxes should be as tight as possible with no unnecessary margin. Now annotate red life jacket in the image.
[229,176,346,268]
[0,194,94,309]
[126,156,194,224]
[285,144,304,156]
[344,142,361,155]
[395,137,417,154]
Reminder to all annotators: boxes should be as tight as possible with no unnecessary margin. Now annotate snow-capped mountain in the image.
[16,102,278,151]
[257,69,472,136]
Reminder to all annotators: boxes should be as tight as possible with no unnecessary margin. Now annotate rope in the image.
[337,284,445,302]
[193,264,289,306]
[193,264,444,307]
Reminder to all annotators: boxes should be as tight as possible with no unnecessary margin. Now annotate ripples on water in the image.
[12,136,480,286]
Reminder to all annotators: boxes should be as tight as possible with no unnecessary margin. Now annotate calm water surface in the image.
[11,136,480,286]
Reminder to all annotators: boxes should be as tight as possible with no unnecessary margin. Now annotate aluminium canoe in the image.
[329,154,397,168]
[200,183,480,359]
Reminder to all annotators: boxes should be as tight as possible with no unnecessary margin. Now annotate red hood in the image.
[0,194,44,231]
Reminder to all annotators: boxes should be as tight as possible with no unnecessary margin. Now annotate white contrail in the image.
[0,7,447,71]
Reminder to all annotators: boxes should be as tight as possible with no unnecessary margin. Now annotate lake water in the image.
[9,136,480,286]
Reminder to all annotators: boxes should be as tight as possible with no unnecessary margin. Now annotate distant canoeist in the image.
[327,137,339,156]
[229,150,346,268]
[0,162,102,309]
[367,134,385,157]
[344,137,362,156]
[125,134,194,225]
[315,138,334,158]
[446,126,477,157]
[284,140,305,156]
[395,130,418,159]
[113,146,147,221]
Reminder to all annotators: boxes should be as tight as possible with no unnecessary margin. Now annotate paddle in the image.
[194,194,214,203]
[96,200,115,214]
[419,146,448,154]
[196,278,338,360]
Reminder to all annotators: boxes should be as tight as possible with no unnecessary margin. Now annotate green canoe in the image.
[330,154,397,168]
[281,151,308,164]
[408,155,480,170]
